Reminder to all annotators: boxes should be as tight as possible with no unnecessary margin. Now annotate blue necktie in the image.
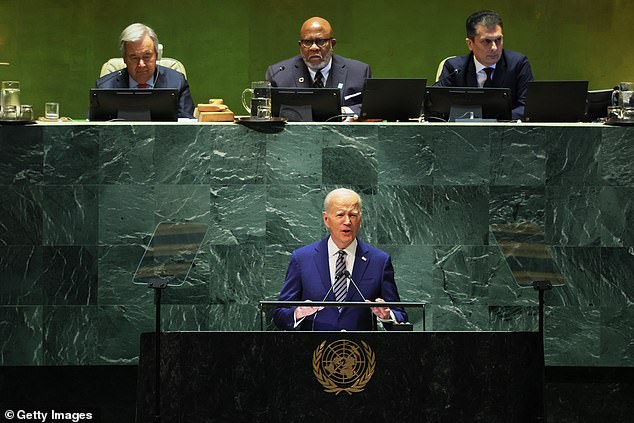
[333,250,348,303]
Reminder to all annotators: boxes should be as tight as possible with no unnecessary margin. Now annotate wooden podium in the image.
[136,331,542,422]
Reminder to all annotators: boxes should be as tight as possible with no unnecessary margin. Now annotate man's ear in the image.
[465,37,474,52]
[331,38,337,49]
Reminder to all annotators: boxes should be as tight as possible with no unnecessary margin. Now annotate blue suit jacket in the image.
[273,238,407,331]
[95,65,195,118]
[435,50,534,120]
[265,54,372,115]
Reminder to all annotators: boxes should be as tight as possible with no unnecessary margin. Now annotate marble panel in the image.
[266,125,322,184]
[490,126,547,186]
[97,245,153,306]
[264,244,298,301]
[154,125,213,184]
[547,247,602,307]
[41,246,97,306]
[96,304,155,365]
[161,304,211,332]
[0,125,43,184]
[42,185,99,246]
[599,187,634,247]
[599,247,634,307]
[375,185,434,245]
[43,126,99,184]
[98,184,155,246]
[599,126,634,187]
[0,306,43,365]
[599,305,634,366]
[489,305,539,331]
[266,184,323,245]
[42,305,98,365]
[432,185,489,245]
[97,125,156,185]
[208,242,266,305]
[545,126,601,186]
[489,186,545,228]
[211,184,266,244]
[0,185,42,246]
[428,126,490,185]
[376,125,434,185]
[153,184,210,224]
[544,305,600,366]
[0,246,42,305]
[427,304,490,331]
[322,125,379,185]
[207,304,261,331]
[546,186,601,246]
[433,245,495,306]
[208,125,266,184]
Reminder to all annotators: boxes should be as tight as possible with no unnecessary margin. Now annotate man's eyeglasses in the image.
[299,38,332,48]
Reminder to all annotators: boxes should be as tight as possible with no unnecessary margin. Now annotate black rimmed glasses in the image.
[299,38,332,48]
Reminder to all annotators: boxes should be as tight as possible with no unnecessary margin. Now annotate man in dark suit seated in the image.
[273,188,408,331]
[265,17,372,116]
[435,10,534,120]
[95,23,195,118]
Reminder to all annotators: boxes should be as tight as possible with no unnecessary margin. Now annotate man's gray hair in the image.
[323,188,363,212]
[119,23,159,56]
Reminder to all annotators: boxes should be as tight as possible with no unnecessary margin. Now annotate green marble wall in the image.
[1,122,633,367]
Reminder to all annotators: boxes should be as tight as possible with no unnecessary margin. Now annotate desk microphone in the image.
[96,69,123,87]
[311,269,343,331]
[436,68,461,86]
[267,65,286,81]
[342,270,367,301]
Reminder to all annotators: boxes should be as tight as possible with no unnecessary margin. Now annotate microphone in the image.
[435,68,461,86]
[342,270,367,301]
[311,268,344,331]
[96,69,123,87]
[267,65,286,82]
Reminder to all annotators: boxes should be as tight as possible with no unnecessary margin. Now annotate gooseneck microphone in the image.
[342,270,367,301]
[436,68,461,86]
[310,268,344,331]
[266,65,286,82]
[96,69,123,87]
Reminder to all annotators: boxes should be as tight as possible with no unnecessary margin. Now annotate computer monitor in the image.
[271,87,341,122]
[424,86,512,122]
[89,88,179,122]
[359,78,427,121]
[523,80,589,122]
[586,89,612,121]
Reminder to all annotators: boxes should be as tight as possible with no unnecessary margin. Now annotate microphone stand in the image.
[148,278,168,423]
[532,279,552,423]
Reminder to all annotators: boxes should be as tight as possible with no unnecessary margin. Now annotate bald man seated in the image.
[265,16,372,117]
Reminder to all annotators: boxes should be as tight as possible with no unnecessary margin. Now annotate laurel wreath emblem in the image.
[312,339,376,395]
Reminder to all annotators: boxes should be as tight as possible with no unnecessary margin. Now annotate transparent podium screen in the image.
[133,222,207,287]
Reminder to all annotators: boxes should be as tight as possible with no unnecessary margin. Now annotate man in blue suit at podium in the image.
[273,188,408,331]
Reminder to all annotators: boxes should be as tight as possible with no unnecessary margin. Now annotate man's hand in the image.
[367,298,391,320]
[294,300,324,320]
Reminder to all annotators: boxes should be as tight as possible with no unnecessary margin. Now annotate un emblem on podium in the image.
[312,339,375,395]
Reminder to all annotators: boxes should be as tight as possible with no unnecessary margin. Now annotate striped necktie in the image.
[333,250,348,303]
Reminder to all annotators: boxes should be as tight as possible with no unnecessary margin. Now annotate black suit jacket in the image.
[435,50,533,120]
[265,54,372,114]
[95,65,195,118]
